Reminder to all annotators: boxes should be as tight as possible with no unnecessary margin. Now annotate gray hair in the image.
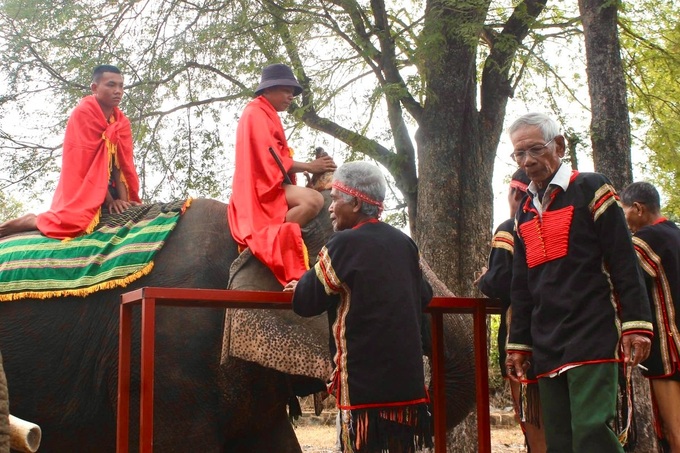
[508,112,560,142]
[333,161,386,217]
[620,181,661,213]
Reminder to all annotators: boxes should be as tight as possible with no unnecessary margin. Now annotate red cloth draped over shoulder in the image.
[36,95,140,239]
[227,96,308,286]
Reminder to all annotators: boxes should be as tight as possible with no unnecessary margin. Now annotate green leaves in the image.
[621,0,680,216]
[0,191,24,223]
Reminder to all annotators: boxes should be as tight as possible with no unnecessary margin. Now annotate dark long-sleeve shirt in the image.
[292,220,432,409]
[508,169,653,377]
[478,218,514,376]
[633,219,680,378]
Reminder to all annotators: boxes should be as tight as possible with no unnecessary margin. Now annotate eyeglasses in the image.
[510,137,556,163]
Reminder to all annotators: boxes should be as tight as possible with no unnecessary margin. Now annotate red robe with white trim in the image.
[227,96,308,286]
[36,95,140,239]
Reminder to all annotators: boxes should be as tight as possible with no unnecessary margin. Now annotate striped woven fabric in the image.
[0,199,191,301]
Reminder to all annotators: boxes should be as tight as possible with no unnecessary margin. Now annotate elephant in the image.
[0,193,476,452]
[0,351,8,453]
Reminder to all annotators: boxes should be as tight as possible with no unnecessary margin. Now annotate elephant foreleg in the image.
[223,406,302,453]
[221,360,303,453]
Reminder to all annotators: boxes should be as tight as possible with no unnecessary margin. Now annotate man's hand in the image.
[283,280,298,292]
[505,352,532,383]
[107,199,141,214]
[306,155,337,174]
[473,266,488,285]
[621,333,651,368]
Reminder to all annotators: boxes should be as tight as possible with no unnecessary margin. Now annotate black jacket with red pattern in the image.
[478,218,515,377]
[507,170,653,377]
[292,219,432,408]
[633,219,680,378]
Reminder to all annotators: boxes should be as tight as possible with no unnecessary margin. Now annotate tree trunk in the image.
[414,4,493,451]
[415,2,492,299]
[628,369,660,452]
[580,3,658,451]
[579,0,633,191]
[0,351,9,453]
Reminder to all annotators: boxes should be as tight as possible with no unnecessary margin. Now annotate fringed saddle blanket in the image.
[0,199,190,301]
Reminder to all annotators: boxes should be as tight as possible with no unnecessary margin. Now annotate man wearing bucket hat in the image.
[228,63,336,287]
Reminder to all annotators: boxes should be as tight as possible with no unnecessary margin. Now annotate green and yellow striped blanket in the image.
[0,199,191,301]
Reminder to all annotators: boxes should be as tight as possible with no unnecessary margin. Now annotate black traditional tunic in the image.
[508,169,653,377]
[293,219,432,452]
[478,218,515,377]
[633,219,680,379]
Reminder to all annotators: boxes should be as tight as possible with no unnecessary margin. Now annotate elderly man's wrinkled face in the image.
[329,187,359,231]
[510,126,564,189]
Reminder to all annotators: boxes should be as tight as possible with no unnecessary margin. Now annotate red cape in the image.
[227,96,308,286]
[36,95,140,239]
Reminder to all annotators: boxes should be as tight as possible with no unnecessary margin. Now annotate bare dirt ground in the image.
[294,416,527,452]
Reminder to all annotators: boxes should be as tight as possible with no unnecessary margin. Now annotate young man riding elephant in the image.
[227,63,336,287]
[0,64,141,239]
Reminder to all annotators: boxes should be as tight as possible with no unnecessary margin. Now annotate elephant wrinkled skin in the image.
[0,195,475,452]
[0,351,8,453]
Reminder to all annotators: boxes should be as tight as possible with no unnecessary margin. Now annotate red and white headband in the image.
[332,181,384,215]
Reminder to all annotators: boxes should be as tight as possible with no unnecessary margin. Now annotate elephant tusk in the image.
[9,414,41,453]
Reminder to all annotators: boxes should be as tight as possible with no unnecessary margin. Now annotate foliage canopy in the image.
[621,0,680,216]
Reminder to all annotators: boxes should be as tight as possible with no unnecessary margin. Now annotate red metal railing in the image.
[116,287,501,453]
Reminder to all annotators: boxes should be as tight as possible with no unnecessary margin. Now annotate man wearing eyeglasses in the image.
[504,112,653,452]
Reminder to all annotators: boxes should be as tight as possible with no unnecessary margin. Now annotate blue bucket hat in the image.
[255,64,303,96]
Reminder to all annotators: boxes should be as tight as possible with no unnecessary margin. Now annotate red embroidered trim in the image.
[492,234,513,249]
[591,190,619,214]
[519,206,574,268]
[332,181,384,215]
[510,180,528,193]
[537,358,618,379]
[337,396,430,411]
[352,218,379,230]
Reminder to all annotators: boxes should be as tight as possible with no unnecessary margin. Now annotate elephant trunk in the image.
[440,314,476,429]
[420,259,477,429]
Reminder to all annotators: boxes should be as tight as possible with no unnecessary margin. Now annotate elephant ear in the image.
[221,249,332,382]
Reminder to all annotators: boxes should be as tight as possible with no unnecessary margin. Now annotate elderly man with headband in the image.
[288,161,433,453]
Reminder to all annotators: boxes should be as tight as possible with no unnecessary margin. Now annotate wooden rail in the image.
[116,287,501,453]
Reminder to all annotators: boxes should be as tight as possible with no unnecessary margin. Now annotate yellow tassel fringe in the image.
[0,262,155,302]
